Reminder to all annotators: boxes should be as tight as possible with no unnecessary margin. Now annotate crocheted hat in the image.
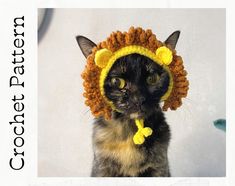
[76,27,189,120]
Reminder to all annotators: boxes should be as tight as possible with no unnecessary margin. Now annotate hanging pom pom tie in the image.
[133,119,153,145]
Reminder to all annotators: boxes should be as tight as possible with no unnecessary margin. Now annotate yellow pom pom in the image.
[95,48,113,68]
[141,127,153,137]
[133,132,145,145]
[133,119,153,145]
[156,46,173,65]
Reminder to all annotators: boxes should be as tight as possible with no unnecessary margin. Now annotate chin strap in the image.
[133,119,153,145]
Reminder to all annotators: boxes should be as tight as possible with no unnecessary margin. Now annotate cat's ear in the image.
[164,31,180,49]
[76,35,96,58]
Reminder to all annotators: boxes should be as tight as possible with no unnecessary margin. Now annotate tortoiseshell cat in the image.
[76,30,180,177]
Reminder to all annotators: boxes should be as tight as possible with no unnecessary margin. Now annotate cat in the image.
[76,30,180,177]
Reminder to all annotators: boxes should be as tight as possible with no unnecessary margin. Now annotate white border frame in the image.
[0,0,234,186]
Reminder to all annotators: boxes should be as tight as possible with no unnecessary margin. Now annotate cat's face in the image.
[104,54,170,119]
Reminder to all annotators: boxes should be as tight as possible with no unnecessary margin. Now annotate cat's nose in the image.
[132,95,145,105]
[139,96,145,104]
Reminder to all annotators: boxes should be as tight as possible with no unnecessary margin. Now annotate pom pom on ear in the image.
[95,48,113,68]
[156,46,173,65]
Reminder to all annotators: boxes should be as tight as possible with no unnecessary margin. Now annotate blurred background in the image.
[38,9,225,177]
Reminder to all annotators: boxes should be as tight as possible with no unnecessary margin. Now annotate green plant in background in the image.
[214,119,226,132]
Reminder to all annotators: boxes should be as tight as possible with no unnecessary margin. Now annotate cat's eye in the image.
[111,77,126,89]
[146,74,160,85]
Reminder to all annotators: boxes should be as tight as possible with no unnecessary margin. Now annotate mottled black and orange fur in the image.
[92,110,171,177]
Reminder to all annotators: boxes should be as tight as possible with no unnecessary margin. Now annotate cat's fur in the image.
[76,30,180,177]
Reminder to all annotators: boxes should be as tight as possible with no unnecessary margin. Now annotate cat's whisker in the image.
[110,92,122,97]
[83,109,90,115]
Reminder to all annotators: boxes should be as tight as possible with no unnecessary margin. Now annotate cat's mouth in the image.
[120,104,149,119]
[129,112,144,119]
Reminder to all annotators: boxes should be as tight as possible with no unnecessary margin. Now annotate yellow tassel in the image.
[133,119,153,145]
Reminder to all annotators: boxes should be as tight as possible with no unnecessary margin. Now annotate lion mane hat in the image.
[76,27,189,120]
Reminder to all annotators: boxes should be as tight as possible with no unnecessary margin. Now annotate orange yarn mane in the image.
[81,27,189,120]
